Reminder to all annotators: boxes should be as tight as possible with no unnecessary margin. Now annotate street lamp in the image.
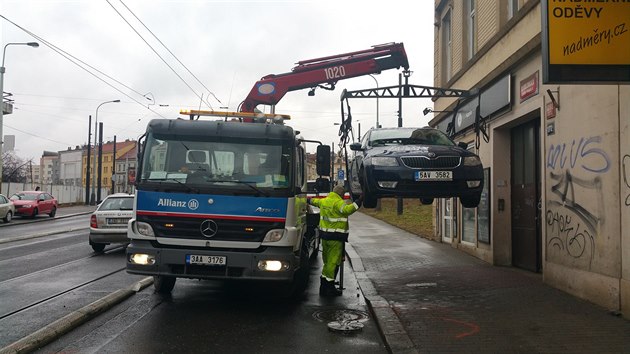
[368,74,380,128]
[0,42,39,193]
[90,99,120,205]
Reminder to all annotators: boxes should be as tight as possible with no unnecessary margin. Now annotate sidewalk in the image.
[347,212,630,354]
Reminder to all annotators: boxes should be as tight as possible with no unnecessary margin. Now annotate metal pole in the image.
[397,73,403,215]
[85,115,92,205]
[97,122,103,203]
[368,74,379,128]
[0,64,4,194]
[112,135,116,194]
[91,99,120,204]
[0,42,39,193]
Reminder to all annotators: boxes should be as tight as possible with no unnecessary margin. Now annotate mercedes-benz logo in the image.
[200,219,218,238]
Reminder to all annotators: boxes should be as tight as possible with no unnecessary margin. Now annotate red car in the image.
[10,191,58,218]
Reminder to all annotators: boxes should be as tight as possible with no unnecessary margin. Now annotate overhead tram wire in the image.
[0,15,168,119]
[115,0,223,107]
[106,0,215,110]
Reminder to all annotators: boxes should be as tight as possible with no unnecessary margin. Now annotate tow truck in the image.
[125,44,409,296]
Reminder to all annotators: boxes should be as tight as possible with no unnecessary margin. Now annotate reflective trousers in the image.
[321,239,343,281]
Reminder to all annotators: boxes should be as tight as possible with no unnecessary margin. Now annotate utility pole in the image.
[97,122,103,203]
[112,135,116,194]
[85,115,92,205]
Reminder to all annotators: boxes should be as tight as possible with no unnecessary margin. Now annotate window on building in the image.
[507,0,519,20]
[466,0,477,61]
[442,10,452,83]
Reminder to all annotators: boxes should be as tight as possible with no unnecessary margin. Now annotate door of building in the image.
[510,119,541,272]
[441,198,454,243]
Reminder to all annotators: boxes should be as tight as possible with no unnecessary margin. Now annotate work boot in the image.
[319,278,342,297]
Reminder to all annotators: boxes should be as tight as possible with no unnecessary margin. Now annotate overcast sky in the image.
[1,0,435,160]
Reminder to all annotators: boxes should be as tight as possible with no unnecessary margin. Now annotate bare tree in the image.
[1,151,28,183]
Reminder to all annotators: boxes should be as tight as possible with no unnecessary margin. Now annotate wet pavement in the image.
[347,212,630,353]
[7,204,630,353]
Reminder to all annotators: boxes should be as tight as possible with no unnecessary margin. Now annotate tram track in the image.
[0,244,127,286]
[0,244,129,321]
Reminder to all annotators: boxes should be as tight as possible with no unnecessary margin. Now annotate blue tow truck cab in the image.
[126,112,331,295]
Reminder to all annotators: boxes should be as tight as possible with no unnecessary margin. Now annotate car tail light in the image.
[90,215,98,228]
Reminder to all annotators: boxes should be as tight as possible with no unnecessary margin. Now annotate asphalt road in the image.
[0,214,387,353]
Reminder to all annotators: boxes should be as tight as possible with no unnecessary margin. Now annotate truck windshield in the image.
[139,133,292,194]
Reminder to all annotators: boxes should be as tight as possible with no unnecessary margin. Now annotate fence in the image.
[0,182,109,205]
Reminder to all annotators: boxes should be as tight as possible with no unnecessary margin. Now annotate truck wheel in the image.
[154,275,176,294]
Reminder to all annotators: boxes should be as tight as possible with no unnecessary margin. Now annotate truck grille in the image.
[138,215,284,242]
[400,156,461,169]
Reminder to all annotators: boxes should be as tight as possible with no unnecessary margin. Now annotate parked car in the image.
[348,127,483,208]
[89,193,134,253]
[9,191,58,218]
[0,193,16,223]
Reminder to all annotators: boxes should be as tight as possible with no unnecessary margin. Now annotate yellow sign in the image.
[547,1,630,65]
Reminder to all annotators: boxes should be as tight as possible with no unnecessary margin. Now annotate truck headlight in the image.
[263,229,284,242]
[129,253,155,265]
[371,157,399,166]
[136,221,155,237]
[463,156,482,166]
[257,260,290,271]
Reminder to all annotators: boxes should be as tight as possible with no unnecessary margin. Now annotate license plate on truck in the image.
[186,255,227,266]
[415,171,452,181]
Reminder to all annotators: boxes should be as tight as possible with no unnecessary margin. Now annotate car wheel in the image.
[461,194,482,208]
[91,242,106,253]
[49,207,57,217]
[154,275,176,294]
[3,211,12,223]
[360,170,378,208]
[31,208,38,219]
[421,197,434,205]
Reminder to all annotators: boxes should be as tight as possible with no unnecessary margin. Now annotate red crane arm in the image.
[239,43,409,113]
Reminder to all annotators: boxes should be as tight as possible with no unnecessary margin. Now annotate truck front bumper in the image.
[126,240,298,282]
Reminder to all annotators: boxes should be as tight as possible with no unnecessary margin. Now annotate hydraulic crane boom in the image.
[238,42,409,113]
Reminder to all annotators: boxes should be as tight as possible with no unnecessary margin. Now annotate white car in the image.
[0,194,15,223]
[89,193,134,253]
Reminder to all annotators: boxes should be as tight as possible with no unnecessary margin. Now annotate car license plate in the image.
[415,171,452,181]
[107,218,130,224]
[186,255,227,266]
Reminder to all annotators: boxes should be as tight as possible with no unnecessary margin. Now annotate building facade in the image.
[39,151,59,186]
[58,146,84,186]
[82,140,136,193]
[431,0,629,317]
[114,146,137,194]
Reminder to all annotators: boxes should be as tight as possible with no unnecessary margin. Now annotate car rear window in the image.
[99,197,134,211]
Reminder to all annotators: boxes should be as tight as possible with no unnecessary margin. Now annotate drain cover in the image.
[327,320,364,334]
[312,309,370,323]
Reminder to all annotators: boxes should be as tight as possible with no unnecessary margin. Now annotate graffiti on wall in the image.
[546,136,611,173]
[545,135,610,269]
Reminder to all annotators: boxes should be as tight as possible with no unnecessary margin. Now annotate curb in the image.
[0,277,154,354]
[345,243,418,354]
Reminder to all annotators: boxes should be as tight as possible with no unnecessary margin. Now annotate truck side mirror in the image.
[457,141,468,150]
[315,177,330,193]
[316,145,331,176]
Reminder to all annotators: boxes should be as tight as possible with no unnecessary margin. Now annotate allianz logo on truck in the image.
[157,198,199,210]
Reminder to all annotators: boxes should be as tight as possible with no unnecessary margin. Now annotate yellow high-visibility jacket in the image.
[309,192,359,238]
